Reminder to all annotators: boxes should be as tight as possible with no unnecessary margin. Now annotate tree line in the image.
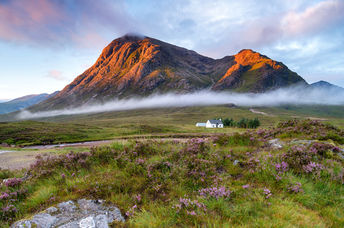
[216,117,261,129]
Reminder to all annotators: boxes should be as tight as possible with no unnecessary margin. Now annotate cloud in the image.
[0,0,136,48]
[1,0,343,53]
[46,70,66,81]
[282,0,344,37]
[199,0,344,56]
[1,0,344,87]
[17,86,344,119]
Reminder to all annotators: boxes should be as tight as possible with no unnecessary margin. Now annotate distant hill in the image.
[0,91,59,114]
[32,34,306,111]
[311,80,344,91]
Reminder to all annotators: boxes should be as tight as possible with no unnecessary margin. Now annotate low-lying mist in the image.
[17,86,344,119]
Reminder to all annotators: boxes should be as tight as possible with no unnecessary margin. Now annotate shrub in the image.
[213,133,257,147]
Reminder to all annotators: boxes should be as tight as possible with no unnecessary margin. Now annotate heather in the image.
[0,119,343,227]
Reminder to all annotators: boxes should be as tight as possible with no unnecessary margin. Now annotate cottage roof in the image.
[208,119,223,124]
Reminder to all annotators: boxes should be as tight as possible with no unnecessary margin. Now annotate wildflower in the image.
[187,210,197,216]
[274,175,282,181]
[125,204,137,217]
[199,186,231,199]
[0,192,9,200]
[10,192,18,198]
[135,194,142,203]
[61,173,66,179]
[263,188,272,199]
[2,204,16,212]
[135,158,145,165]
[4,178,22,187]
[242,184,250,189]
[303,162,323,173]
[173,197,207,214]
[288,182,304,193]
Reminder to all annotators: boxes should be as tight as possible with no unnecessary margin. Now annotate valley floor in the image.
[0,104,343,147]
[0,105,343,227]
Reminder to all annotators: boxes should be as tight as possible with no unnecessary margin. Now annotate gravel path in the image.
[0,150,41,170]
[249,108,274,116]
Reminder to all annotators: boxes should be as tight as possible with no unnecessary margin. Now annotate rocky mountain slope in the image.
[33,35,306,110]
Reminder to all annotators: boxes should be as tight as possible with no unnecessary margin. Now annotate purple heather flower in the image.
[135,194,142,202]
[135,158,145,165]
[4,177,22,187]
[242,184,250,189]
[187,210,197,216]
[0,192,9,200]
[199,186,231,199]
[263,188,272,199]
[303,162,323,173]
[288,182,304,193]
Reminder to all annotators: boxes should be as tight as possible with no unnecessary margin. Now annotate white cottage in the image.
[196,123,206,127]
[206,119,224,128]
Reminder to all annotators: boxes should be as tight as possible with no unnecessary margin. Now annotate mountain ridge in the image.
[311,80,344,90]
[32,34,307,111]
[0,91,59,114]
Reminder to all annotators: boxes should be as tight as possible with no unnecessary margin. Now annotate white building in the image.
[196,123,206,127]
[206,119,224,128]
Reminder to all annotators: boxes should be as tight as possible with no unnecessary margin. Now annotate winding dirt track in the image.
[249,108,274,116]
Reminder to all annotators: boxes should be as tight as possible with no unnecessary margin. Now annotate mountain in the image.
[33,35,306,111]
[311,80,344,91]
[0,92,59,114]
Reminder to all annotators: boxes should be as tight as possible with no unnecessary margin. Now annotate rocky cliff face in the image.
[34,35,306,110]
[212,49,306,92]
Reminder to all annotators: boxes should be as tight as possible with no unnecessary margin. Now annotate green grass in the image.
[1,119,343,227]
[1,105,343,146]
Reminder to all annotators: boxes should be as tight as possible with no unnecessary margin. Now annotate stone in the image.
[11,199,124,228]
[58,221,79,228]
[268,139,284,149]
[13,220,32,228]
[338,149,344,159]
[57,200,77,213]
[46,206,58,214]
[31,213,57,228]
[79,216,96,228]
[289,139,315,146]
[77,199,102,213]
[94,214,108,228]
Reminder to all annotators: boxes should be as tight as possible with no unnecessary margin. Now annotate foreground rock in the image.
[268,138,284,149]
[12,199,125,228]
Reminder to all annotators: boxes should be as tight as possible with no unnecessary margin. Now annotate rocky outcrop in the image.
[11,199,124,228]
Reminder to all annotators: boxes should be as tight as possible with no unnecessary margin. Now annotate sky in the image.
[0,0,343,100]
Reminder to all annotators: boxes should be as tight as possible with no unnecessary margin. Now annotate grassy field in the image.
[0,119,343,227]
[0,104,343,146]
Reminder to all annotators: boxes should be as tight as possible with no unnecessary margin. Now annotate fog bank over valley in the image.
[17,86,344,119]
